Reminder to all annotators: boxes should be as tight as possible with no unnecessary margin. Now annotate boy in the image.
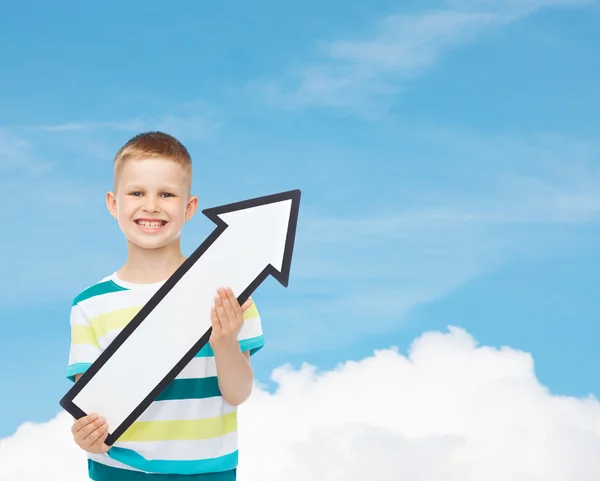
[66,131,264,480]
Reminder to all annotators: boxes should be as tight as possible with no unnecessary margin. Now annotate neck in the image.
[117,240,187,284]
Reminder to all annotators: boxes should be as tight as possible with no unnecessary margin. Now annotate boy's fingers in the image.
[84,423,108,447]
[218,288,236,322]
[89,427,110,452]
[210,306,221,331]
[241,298,254,312]
[215,294,230,328]
[226,287,243,319]
[89,437,109,453]
[80,417,106,440]
[72,413,97,433]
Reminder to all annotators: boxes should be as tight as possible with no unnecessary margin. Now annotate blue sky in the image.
[1,0,600,439]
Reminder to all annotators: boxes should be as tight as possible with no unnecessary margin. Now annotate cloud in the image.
[253,1,596,114]
[448,0,595,17]
[0,127,123,307]
[0,128,51,175]
[35,114,218,141]
[261,130,600,352]
[2,327,600,480]
[0,97,221,306]
[30,98,220,142]
[254,11,493,114]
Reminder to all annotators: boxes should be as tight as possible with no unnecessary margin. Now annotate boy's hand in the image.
[209,287,253,349]
[71,413,110,454]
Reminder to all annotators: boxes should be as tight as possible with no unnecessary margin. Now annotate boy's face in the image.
[106,157,198,251]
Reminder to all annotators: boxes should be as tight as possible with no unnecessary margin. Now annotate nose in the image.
[142,196,160,213]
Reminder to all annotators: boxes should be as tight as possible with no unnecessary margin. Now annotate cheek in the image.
[116,199,138,219]
[170,202,188,221]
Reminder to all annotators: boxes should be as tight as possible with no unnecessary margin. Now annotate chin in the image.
[123,232,176,250]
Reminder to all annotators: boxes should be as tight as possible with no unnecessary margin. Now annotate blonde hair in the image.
[113,131,192,192]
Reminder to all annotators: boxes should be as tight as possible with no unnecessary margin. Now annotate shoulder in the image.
[71,273,127,308]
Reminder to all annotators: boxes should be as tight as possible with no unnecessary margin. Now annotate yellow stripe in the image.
[86,302,256,342]
[71,325,100,348]
[89,306,142,339]
[119,411,237,442]
[243,303,259,320]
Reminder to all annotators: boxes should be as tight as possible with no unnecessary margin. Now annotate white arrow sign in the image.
[59,189,301,445]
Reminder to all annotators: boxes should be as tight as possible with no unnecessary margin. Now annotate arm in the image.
[213,342,253,406]
[210,287,256,406]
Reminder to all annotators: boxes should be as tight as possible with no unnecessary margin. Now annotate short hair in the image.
[113,131,192,192]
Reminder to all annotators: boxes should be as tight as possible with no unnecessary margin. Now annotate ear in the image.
[185,195,199,222]
[106,191,118,219]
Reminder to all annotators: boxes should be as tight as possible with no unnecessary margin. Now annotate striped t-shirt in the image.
[66,272,265,481]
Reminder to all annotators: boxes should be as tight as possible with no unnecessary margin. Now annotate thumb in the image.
[241,298,254,312]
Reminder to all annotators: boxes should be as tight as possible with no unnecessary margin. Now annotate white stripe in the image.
[78,287,152,316]
[239,315,262,340]
[98,328,124,349]
[115,431,238,461]
[137,397,235,422]
[70,304,89,326]
[176,356,217,379]
[68,344,100,364]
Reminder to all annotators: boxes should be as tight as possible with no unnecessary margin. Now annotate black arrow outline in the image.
[59,189,301,446]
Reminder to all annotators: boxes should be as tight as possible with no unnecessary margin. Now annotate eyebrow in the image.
[125,184,183,191]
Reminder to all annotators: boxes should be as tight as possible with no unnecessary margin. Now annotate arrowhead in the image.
[202,189,301,287]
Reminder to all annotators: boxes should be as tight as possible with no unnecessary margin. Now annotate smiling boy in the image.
[66,131,264,480]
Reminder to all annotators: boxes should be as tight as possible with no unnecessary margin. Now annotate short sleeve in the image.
[238,299,265,356]
[66,303,101,382]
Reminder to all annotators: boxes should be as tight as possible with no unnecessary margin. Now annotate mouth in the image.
[134,219,168,233]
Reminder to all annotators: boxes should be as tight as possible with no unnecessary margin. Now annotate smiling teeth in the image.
[138,221,164,227]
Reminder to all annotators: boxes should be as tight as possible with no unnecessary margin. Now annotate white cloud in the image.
[2,327,600,480]
[261,130,600,352]
[0,128,51,175]
[35,114,218,141]
[17,107,219,170]
[253,10,492,115]
[255,1,596,113]
[0,127,125,307]
[0,97,221,306]
[448,0,595,17]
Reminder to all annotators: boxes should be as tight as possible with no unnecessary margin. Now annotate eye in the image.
[130,192,143,197]
[161,192,175,198]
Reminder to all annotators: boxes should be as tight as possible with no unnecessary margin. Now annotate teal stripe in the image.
[89,458,236,480]
[194,335,264,358]
[66,362,92,382]
[102,449,238,477]
[156,377,220,401]
[240,335,265,356]
[73,280,128,305]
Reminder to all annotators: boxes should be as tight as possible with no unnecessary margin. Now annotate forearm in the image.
[212,339,254,406]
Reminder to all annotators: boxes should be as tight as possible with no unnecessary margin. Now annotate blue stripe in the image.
[73,280,128,305]
[88,460,236,480]
[194,335,264,358]
[156,377,221,401]
[66,362,92,382]
[106,447,238,475]
[240,335,265,356]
